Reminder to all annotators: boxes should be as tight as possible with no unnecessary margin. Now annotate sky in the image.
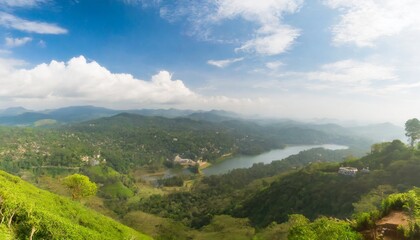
[0,0,419,124]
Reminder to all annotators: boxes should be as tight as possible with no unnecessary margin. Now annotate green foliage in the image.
[288,215,362,240]
[0,113,366,177]
[63,173,97,200]
[131,147,354,228]
[0,224,14,240]
[353,185,396,214]
[81,165,135,199]
[254,221,290,240]
[157,176,184,187]
[194,215,255,240]
[0,170,151,240]
[405,118,420,147]
[122,210,199,239]
[101,181,134,199]
[353,211,379,230]
[239,140,420,227]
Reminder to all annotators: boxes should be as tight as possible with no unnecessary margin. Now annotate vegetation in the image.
[63,173,97,200]
[2,113,417,239]
[405,118,420,147]
[0,170,151,240]
[287,214,362,240]
[238,140,420,227]
[130,147,358,228]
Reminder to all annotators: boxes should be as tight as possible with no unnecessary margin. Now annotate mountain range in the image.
[0,105,405,143]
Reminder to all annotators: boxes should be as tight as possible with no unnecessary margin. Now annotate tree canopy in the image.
[63,174,97,200]
[405,118,420,147]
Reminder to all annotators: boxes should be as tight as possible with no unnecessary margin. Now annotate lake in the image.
[201,144,348,176]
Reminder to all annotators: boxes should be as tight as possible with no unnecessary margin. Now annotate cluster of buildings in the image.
[173,155,205,167]
[338,166,370,176]
[81,154,106,166]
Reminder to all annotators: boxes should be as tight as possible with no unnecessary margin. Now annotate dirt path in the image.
[377,211,410,227]
[361,211,410,240]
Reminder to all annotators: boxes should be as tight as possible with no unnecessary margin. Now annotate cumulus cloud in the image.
[157,0,302,56]
[0,56,258,110]
[324,0,420,47]
[207,57,244,68]
[0,12,68,34]
[0,56,194,102]
[5,37,32,47]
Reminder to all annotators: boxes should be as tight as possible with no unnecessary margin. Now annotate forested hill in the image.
[65,113,369,170]
[0,170,151,240]
[0,106,403,143]
[238,140,420,227]
[0,112,368,176]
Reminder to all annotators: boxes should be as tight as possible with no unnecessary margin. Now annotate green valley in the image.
[0,111,417,239]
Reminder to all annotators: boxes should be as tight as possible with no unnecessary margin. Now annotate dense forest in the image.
[1,112,419,239]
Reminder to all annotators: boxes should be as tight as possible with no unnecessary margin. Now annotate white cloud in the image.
[0,12,68,34]
[0,0,45,7]
[257,59,399,95]
[215,0,302,55]
[265,60,284,70]
[207,57,244,68]
[0,48,11,54]
[158,0,302,55]
[5,37,32,47]
[0,56,195,102]
[0,56,258,110]
[306,59,397,83]
[324,0,420,47]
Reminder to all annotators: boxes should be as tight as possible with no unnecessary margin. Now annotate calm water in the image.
[201,144,348,176]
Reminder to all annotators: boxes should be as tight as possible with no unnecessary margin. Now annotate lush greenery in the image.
[2,112,417,239]
[287,214,362,240]
[405,118,420,147]
[0,113,369,176]
[0,170,151,240]
[130,147,358,228]
[239,140,420,227]
[63,173,97,200]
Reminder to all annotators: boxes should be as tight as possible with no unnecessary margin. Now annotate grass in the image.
[0,170,152,240]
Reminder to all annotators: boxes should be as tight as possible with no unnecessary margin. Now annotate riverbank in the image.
[202,144,348,176]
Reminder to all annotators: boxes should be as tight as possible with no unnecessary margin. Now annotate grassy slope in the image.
[0,170,152,240]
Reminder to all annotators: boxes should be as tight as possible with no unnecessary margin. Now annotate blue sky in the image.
[0,0,419,124]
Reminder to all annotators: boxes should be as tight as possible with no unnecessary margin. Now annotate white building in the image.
[338,167,358,176]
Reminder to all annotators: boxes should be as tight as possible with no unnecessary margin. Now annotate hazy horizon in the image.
[0,0,419,124]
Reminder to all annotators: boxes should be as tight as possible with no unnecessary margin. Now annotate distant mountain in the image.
[0,106,240,126]
[0,106,30,116]
[43,105,119,122]
[0,106,119,126]
[0,105,407,144]
[186,110,241,122]
[130,108,195,118]
[0,112,51,125]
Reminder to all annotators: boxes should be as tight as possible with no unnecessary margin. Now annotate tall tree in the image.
[63,174,97,200]
[405,118,420,147]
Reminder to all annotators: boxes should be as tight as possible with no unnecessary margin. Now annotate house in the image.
[174,155,197,167]
[338,167,358,176]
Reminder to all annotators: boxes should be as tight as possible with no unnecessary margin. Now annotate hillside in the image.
[0,170,151,240]
[238,140,420,227]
